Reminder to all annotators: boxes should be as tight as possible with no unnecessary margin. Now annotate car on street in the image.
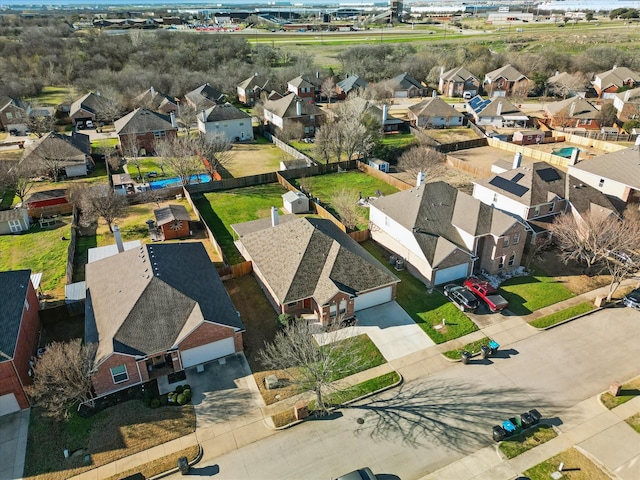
[622,288,640,309]
[443,284,480,312]
[335,467,377,480]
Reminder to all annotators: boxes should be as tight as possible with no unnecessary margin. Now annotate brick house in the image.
[438,66,480,98]
[85,242,244,399]
[593,66,640,99]
[483,64,531,97]
[369,181,527,285]
[0,96,28,133]
[262,94,326,138]
[0,270,41,415]
[184,83,226,109]
[544,96,601,130]
[287,74,323,103]
[233,214,399,327]
[612,87,640,123]
[237,73,271,106]
[114,108,178,156]
[335,75,368,100]
[132,87,178,114]
[153,204,192,240]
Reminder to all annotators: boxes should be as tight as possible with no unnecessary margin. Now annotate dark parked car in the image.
[623,288,640,309]
[443,284,480,312]
[335,467,377,480]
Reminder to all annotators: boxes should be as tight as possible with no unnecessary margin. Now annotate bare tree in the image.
[313,121,337,164]
[196,133,232,176]
[77,185,128,233]
[178,102,198,137]
[276,121,305,143]
[368,80,396,104]
[156,136,204,186]
[321,77,337,104]
[524,234,553,269]
[548,72,589,99]
[30,133,82,182]
[94,88,125,126]
[331,188,365,231]
[0,160,39,203]
[25,340,97,420]
[259,318,366,414]
[398,145,446,181]
[120,135,142,181]
[550,210,640,300]
[599,102,618,128]
[25,113,55,138]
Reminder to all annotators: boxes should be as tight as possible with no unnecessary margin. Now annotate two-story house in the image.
[438,66,480,98]
[197,103,254,142]
[544,96,601,130]
[114,108,178,155]
[262,94,326,138]
[483,64,531,98]
[237,73,271,106]
[287,74,322,103]
[612,87,640,123]
[593,66,640,99]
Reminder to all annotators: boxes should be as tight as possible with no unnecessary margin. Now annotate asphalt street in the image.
[171,306,640,480]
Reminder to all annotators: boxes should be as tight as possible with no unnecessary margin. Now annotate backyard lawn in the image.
[225,137,293,177]
[379,133,419,149]
[195,183,290,264]
[24,401,195,480]
[34,85,73,106]
[362,240,478,343]
[499,268,574,316]
[0,220,71,299]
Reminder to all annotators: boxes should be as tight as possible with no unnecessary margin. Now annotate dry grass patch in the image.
[103,445,200,480]
[524,447,610,480]
[24,401,196,480]
[254,369,303,405]
[225,139,293,177]
[600,377,640,410]
[423,127,480,143]
[532,250,611,295]
[625,412,640,434]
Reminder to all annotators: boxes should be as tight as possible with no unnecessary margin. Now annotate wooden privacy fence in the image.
[409,126,441,148]
[65,206,79,285]
[439,137,488,153]
[356,161,413,191]
[182,186,228,265]
[446,155,493,177]
[217,261,253,280]
[263,131,318,166]
[348,229,370,243]
[486,137,569,168]
[552,131,631,152]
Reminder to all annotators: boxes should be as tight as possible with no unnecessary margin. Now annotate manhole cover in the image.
[356,418,364,424]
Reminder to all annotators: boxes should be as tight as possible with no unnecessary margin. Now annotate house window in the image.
[111,365,128,384]
[309,115,315,122]
[498,256,505,269]
[329,303,337,317]
[508,252,516,267]
[513,232,520,245]
[598,178,605,187]
[549,202,555,212]
[503,235,510,247]
[493,193,498,203]
[304,126,313,134]
[153,131,166,139]
[6,112,13,119]
[239,122,244,126]
[339,298,347,315]
[534,205,541,216]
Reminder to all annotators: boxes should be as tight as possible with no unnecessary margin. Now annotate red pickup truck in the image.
[463,277,509,312]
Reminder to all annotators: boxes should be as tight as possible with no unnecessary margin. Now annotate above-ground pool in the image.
[552,147,580,158]
[149,173,211,190]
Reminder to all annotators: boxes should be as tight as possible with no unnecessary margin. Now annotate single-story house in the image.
[70,92,114,127]
[197,103,254,142]
[593,66,640,99]
[184,83,226,109]
[467,96,529,128]
[483,64,531,98]
[0,208,30,234]
[544,96,601,130]
[153,204,192,240]
[282,190,309,214]
[21,132,93,178]
[114,108,178,156]
[237,73,271,106]
[567,146,640,204]
[369,181,527,285]
[24,188,72,217]
[233,215,400,326]
[438,66,480,98]
[407,97,464,128]
[387,72,427,98]
[0,269,41,415]
[0,96,28,133]
[133,87,178,114]
[85,242,244,399]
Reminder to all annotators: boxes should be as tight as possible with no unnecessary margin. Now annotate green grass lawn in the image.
[499,268,574,316]
[362,240,478,343]
[443,337,490,360]
[524,448,610,480]
[379,133,419,149]
[315,371,400,409]
[626,412,640,434]
[91,138,120,150]
[34,86,72,106]
[600,377,640,410]
[195,183,289,264]
[126,157,178,180]
[499,425,558,459]
[1,188,17,209]
[529,302,595,328]
[0,220,71,298]
[327,333,386,381]
[291,171,399,230]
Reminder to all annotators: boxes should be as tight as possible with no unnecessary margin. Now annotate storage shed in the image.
[282,191,309,214]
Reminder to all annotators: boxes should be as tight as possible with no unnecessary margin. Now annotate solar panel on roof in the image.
[469,97,483,110]
[489,176,530,197]
[511,173,524,183]
[536,168,561,182]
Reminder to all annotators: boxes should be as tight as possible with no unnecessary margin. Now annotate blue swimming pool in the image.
[149,173,211,190]
[552,147,580,158]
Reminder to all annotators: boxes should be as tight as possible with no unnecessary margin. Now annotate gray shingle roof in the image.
[154,204,191,226]
[0,208,27,223]
[614,86,640,103]
[440,66,478,83]
[185,83,226,108]
[371,182,518,266]
[70,92,112,117]
[337,75,368,94]
[236,217,399,306]
[85,242,242,364]
[238,73,271,91]
[0,270,32,362]
[389,72,423,91]
[408,97,464,119]
[485,64,527,83]
[478,97,526,118]
[202,103,251,122]
[263,94,325,119]
[21,132,90,167]
[114,108,175,135]
[133,88,178,112]
[545,96,599,119]
[595,66,640,90]
[569,147,640,190]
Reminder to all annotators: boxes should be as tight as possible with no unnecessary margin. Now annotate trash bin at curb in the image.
[461,351,471,364]
[481,345,491,359]
[489,340,500,355]
[177,456,190,475]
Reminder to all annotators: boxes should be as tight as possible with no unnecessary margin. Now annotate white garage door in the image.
[434,263,469,285]
[354,286,393,312]
[0,393,20,416]
[181,337,236,368]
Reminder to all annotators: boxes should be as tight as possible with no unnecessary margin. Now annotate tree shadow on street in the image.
[347,380,550,453]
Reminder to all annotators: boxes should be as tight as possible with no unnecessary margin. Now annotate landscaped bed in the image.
[0,220,72,299]
[524,447,610,480]
[499,268,574,316]
[499,424,557,459]
[24,401,196,480]
[362,240,478,343]
[529,302,595,329]
[600,377,640,410]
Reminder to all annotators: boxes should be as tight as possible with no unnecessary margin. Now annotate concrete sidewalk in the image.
[67,280,637,480]
[421,395,640,480]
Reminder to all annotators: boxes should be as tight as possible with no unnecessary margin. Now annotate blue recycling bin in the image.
[489,340,500,355]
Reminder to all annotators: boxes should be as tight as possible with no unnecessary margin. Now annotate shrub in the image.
[183,384,191,391]
[143,397,152,407]
[175,385,184,394]
[183,389,192,401]
[277,313,292,330]
[150,398,161,409]
[177,394,187,406]
[159,394,168,406]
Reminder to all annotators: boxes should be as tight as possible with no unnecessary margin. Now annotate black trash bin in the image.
[461,351,471,364]
[528,409,541,425]
[481,345,491,359]
[520,412,535,429]
[177,456,190,475]
[492,425,506,442]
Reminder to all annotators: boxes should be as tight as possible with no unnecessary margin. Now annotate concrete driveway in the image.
[315,301,435,361]
[0,409,29,480]
[185,353,264,432]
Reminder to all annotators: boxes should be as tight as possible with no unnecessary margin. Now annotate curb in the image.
[532,299,625,331]
[265,370,404,431]
[150,444,203,480]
